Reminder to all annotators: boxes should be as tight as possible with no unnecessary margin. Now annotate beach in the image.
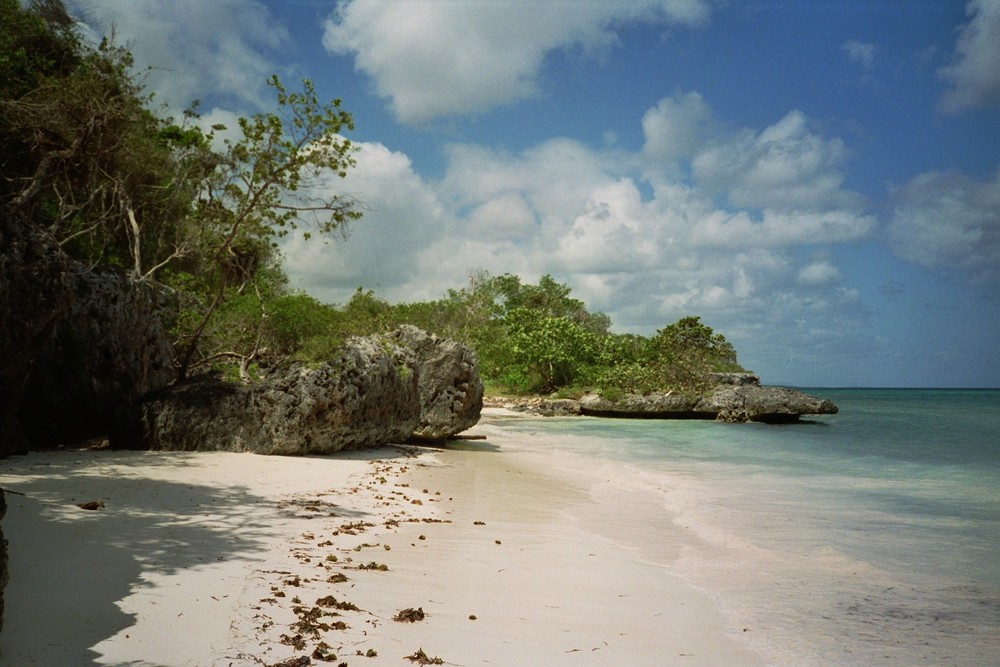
[0,408,762,666]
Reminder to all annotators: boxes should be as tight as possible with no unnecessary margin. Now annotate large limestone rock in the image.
[388,325,483,440]
[123,335,420,454]
[21,268,176,447]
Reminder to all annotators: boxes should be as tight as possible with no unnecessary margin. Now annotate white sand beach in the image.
[0,413,762,666]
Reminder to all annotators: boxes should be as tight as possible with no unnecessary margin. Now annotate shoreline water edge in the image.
[2,392,999,665]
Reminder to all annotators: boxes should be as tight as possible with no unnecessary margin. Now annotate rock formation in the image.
[0,213,74,457]
[120,326,485,453]
[574,374,838,423]
[388,325,483,441]
[121,335,420,455]
[20,268,176,447]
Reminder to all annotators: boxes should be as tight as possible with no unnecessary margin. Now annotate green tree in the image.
[503,307,597,393]
[171,76,361,379]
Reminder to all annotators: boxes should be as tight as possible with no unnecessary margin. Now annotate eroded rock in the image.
[123,336,420,454]
[388,325,483,440]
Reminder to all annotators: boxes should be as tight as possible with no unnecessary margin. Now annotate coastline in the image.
[0,412,762,666]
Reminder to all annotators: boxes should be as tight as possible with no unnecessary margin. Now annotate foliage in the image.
[1,0,363,382]
[170,75,361,378]
[265,273,746,397]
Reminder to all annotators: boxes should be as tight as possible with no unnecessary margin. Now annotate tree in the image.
[503,307,597,393]
[171,76,361,379]
[649,316,738,367]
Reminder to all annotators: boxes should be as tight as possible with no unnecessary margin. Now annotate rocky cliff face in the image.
[0,213,74,457]
[389,325,483,441]
[1,203,176,457]
[20,268,176,447]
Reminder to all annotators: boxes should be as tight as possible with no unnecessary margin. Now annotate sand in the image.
[0,413,763,666]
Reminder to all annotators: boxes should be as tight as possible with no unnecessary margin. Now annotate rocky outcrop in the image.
[20,268,176,447]
[703,384,839,423]
[388,325,483,440]
[119,336,420,455]
[576,377,838,423]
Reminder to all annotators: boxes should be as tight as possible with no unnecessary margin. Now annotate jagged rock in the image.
[20,267,176,447]
[579,384,837,422]
[700,385,838,423]
[121,335,420,454]
[388,325,483,440]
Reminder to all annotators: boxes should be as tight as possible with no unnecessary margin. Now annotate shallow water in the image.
[490,389,1000,666]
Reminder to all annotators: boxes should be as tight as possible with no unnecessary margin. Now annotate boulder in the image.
[388,325,483,440]
[122,335,420,454]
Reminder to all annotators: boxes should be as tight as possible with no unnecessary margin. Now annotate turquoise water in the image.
[491,389,1000,665]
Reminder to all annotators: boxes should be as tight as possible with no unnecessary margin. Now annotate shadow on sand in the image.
[0,447,411,664]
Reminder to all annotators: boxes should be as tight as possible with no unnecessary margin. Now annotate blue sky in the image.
[69,0,1000,387]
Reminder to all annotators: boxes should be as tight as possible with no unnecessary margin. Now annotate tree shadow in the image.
[0,447,400,664]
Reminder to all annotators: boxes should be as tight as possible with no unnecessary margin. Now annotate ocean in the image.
[488,389,1000,666]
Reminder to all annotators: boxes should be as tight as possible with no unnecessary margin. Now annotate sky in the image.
[65,0,1000,388]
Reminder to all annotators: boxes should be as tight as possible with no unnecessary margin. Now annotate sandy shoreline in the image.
[0,413,762,666]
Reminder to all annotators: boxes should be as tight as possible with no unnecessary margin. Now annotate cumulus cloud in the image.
[68,0,287,113]
[642,91,714,164]
[283,141,447,302]
[938,0,1000,112]
[691,110,863,212]
[322,0,711,123]
[889,169,1000,283]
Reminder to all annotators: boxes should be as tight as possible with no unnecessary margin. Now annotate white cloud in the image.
[642,91,714,164]
[322,0,711,124]
[69,0,287,114]
[691,110,862,212]
[283,141,447,302]
[938,0,1000,112]
[689,209,874,248]
[797,259,844,286]
[889,169,1000,283]
[842,39,876,70]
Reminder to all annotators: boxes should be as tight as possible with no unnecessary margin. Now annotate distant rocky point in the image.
[487,373,838,423]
